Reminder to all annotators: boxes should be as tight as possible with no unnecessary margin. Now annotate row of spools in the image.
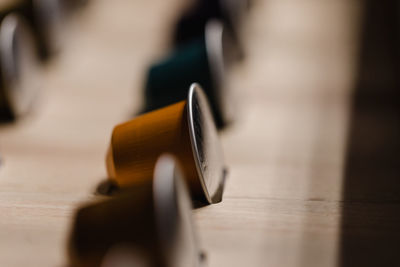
[68,0,252,266]
[1,0,251,266]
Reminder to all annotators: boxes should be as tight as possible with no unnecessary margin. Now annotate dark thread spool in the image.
[0,0,65,60]
[0,13,41,121]
[172,0,249,60]
[69,155,204,267]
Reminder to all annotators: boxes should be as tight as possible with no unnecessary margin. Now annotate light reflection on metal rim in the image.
[153,154,203,267]
[205,19,236,126]
[0,14,40,117]
[187,84,226,203]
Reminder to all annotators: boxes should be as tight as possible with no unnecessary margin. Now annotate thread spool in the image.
[173,0,249,59]
[69,154,204,267]
[144,20,235,128]
[0,14,41,121]
[63,0,90,14]
[108,84,226,204]
[0,0,66,60]
[31,0,65,57]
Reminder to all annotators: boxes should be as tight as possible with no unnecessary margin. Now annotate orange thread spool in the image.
[106,84,226,203]
[106,100,201,199]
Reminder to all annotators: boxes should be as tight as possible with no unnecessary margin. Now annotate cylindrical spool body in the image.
[145,20,232,128]
[70,155,203,267]
[0,13,40,120]
[173,0,248,52]
[108,84,226,203]
[144,39,211,113]
[69,184,157,267]
[0,0,65,59]
[107,100,202,200]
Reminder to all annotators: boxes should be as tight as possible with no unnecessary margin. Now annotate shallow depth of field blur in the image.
[0,0,398,266]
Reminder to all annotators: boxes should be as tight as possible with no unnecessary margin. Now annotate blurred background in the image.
[0,0,399,266]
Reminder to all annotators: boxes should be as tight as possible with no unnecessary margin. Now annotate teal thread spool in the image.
[144,20,234,129]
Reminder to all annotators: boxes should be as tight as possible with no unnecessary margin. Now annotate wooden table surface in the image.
[1,1,399,266]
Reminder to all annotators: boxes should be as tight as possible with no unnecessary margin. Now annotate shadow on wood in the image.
[340,1,400,266]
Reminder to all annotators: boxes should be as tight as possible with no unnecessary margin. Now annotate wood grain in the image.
[2,1,396,267]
